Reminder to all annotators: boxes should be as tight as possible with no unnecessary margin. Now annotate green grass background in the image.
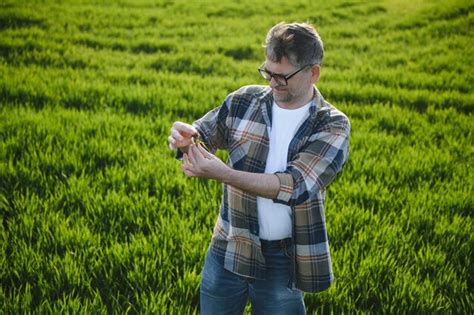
[1,0,473,313]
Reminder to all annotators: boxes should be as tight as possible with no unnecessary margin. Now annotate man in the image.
[169,22,350,314]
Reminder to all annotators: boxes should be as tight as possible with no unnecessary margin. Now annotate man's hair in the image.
[264,22,324,67]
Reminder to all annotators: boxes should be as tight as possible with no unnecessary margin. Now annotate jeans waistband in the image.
[260,238,292,251]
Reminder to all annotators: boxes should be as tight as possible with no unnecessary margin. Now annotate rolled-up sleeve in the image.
[273,118,350,206]
[176,93,232,161]
[193,96,231,154]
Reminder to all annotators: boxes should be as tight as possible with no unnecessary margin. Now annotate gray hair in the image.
[264,22,324,67]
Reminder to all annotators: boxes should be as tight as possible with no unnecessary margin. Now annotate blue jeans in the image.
[200,240,306,315]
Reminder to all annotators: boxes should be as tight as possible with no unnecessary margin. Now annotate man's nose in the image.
[269,76,282,88]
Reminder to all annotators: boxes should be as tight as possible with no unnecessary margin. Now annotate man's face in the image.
[263,56,315,108]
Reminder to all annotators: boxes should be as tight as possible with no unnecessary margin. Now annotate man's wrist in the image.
[217,165,234,184]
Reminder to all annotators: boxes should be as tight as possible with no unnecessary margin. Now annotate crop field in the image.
[1,0,473,313]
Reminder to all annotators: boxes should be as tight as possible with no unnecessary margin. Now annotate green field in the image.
[1,0,473,313]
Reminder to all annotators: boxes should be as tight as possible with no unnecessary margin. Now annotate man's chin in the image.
[273,90,291,102]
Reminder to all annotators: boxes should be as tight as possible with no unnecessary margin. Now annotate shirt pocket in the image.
[228,138,251,169]
[227,119,268,171]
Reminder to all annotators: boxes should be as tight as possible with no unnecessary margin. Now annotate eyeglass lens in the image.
[259,69,287,85]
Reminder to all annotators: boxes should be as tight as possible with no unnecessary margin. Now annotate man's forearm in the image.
[218,168,281,199]
[182,144,282,199]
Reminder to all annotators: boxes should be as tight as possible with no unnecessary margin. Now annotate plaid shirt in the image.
[192,85,350,292]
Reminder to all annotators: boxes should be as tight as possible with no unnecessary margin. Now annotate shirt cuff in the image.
[274,172,294,203]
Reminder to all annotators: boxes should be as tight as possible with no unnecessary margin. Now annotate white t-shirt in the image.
[257,101,310,240]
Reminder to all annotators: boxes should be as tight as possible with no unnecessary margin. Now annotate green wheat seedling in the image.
[191,133,210,153]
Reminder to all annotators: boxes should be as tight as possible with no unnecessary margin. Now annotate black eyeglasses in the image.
[258,63,313,86]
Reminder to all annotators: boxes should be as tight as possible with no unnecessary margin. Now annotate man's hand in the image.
[181,144,230,181]
[168,121,198,151]
[181,142,280,199]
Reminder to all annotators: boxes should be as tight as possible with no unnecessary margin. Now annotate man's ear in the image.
[311,64,321,83]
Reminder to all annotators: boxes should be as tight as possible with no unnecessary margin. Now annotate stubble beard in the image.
[273,84,313,108]
[273,88,294,104]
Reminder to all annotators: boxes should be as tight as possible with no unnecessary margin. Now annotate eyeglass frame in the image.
[258,63,316,86]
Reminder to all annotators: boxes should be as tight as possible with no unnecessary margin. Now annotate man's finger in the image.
[170,128,184,142]
[198,145,213,159]
[181,164,196,177]
[168,136,177,150]
[187,145,198,166]
[174,122,198,137]
[183,153,193,167]
[193,143,207,160]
